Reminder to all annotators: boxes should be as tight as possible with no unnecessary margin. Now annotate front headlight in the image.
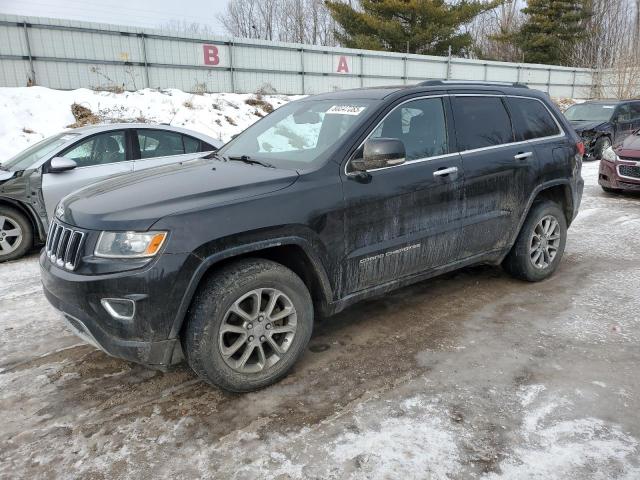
[601,146,618,163]
[95,231,167,258]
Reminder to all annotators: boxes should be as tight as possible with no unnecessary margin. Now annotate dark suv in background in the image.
[564,100,640,160]
[40,81,584,392]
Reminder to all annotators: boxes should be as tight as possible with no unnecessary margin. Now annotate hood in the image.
[569,120,609,134]
[59,157,299,231]
[618,133,640,159]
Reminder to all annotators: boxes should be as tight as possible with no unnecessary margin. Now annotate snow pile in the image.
[0,87,300,160]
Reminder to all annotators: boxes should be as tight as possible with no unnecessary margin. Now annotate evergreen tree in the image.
[508,0,591,65]
[325,0,503,56]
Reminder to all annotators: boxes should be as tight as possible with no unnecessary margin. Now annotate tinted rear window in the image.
[508,97,561,140]
[452,97,514,151]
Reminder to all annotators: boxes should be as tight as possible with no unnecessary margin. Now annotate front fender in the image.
[167,235,334,339]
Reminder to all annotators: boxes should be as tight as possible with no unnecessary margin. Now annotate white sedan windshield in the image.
[2,132,79,171]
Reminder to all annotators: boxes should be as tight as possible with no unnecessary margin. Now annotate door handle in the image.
[514,151,533,160]
[433,166,458,177]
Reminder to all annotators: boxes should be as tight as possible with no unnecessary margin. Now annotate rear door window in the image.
[137,130,185,158]
[452,97,514,151]
[507,97,561,141]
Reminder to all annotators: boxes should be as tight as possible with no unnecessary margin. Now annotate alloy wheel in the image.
[218,288,297,374]
[0,215,23,256]
[529,215,561,269]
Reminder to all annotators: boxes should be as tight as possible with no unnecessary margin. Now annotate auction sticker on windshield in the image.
[326,105,367,115]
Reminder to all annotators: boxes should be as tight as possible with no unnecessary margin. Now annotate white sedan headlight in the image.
[95,231,167,258]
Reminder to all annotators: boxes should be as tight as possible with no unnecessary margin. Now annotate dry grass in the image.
[225,115,237,126]
[22,127,35,134]
[91,85,125,94]
[66,103,100,128]
[553,98,578,112]
[245,97,274,114]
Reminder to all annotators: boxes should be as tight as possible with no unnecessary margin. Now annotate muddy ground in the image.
[1,162,639,479]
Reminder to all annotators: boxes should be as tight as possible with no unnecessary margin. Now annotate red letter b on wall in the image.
[203,45,220,66]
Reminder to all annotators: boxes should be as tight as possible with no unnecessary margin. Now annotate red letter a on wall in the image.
[337,56,349,73]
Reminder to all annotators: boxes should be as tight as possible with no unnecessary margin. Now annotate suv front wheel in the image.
[503,200,567,282]
[183,258,314,392]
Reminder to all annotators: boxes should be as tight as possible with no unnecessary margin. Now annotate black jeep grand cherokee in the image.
[41,81,584,392]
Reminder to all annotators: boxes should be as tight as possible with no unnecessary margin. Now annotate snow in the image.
[0,86,301,160]
[486,385,640,480]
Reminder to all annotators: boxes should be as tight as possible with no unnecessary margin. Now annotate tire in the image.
[602,186,621,194]
[182,258,313,392]
[502,200,567,282]
[0,206,33,262]
[594,136,612,160]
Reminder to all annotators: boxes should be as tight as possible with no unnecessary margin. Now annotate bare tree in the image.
[160,20,218,37]
[217,0,273,39]
[468,1,524,62]
[218,0,338,46]
[570,0,633,70]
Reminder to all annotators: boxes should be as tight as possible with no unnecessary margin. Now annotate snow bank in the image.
[0,87,300,160]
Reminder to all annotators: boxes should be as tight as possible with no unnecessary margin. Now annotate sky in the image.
[0,0,229,32]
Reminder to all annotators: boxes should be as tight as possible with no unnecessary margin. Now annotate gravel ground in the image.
[1,161,639,479]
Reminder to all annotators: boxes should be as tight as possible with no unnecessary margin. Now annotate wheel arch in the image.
[503,181,573,262]
[169,237,335,340]
[0,196,46,243]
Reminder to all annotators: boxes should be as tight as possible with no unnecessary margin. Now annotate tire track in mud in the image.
[0,343,88,373]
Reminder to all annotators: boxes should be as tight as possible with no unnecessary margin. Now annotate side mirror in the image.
[49,157,77,173]
[351,138,406,172]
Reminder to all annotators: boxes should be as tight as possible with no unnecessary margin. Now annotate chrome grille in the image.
[618,164,640,180]
[45,221,85,270]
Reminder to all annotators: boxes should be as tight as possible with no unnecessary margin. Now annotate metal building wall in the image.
[0,14,596,98]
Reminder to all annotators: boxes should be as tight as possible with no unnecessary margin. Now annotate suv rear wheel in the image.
[183,258,313,392]
[503,200,567,282]
[0,206,33,262]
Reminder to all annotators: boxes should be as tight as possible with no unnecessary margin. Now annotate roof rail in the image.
[417,80,529,89]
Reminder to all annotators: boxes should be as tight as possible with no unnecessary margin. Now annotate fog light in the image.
[101,298,135,321]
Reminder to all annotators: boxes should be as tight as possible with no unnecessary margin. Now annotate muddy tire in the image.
[503,200,567,282]
[0,206,33,262]
[182,258,313,392]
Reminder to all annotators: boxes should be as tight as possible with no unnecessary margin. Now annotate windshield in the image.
[218,99,376,169]
[564,103,616,123]
[1,132,79,171]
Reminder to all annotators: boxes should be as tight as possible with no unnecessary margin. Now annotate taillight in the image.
[576,142,585,156]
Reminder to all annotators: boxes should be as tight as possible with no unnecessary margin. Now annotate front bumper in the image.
[40,249,200,368]
[599,160,640,191]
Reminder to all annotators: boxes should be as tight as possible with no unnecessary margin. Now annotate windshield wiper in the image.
[227,155,275,168]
